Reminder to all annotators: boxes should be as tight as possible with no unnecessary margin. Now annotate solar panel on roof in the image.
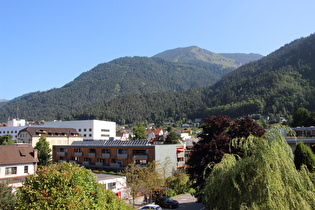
[71,140,149,146]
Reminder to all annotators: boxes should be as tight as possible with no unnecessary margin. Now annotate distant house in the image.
[146,128,164,143]
[285,126,315,152]
[17,127,83,149]
[0,144,38,188]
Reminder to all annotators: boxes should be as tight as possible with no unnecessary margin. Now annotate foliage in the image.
[187,115,265,199]
[131,123,147,140]
[164,127,182,144]
[294,141,315,172]
[202,128,315,209]
[0,182,17,210]
[125,161,164,205]
[0,134,15,145]
[17,162,132,210]
[165,169,192,195]
[292,107,315,127]
[34,134,52,166]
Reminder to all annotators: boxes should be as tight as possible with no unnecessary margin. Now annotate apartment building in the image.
[43,120,116,140]
[285,126,315,152]
[53,140,185,177]
[17,127,83,149]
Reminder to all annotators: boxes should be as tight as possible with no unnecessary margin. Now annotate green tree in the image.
[131,124,147,140]
[202,128,315,209]
[0,182,17,210]
[166,169,192,196]
[164,127,182,144]
[0,134,15,145]
[17,162,133,210]
[34,135,52,166]
[294,141,315,172]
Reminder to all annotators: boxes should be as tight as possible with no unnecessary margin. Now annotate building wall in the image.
[43,120,116,140]
[0,126,27,140]
[53,144,185,176]
[17,131,83,149]
[0,163,36,179]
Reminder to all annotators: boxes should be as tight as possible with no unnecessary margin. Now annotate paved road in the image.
[134,193,206,210]
[170,193,206,210]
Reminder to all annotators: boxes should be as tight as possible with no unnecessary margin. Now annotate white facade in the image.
[43,120,116,140]
[0,163,36,179]
[95,173,128,199]
[0,119,27,140]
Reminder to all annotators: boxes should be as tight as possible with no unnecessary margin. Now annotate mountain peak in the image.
[153,46,240,68]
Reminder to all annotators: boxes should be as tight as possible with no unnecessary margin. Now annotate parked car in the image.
[139,204,162,210]
[155,197,179,209]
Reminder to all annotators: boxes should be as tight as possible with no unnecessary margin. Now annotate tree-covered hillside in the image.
[205,33,315,120]
[0,56,222,122]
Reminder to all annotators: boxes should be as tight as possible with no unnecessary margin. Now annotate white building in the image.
[95,173,128,199]
[0,119,27,140]
[43,120,116,140]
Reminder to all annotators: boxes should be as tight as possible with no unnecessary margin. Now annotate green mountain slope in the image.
[205,33,315,119]
[75,33,315,124]
[0,56,221,122]
[218,53,264,66]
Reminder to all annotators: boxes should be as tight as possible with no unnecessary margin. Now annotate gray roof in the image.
[71,140,149,146]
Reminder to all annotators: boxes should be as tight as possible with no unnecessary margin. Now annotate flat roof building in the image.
[43,120,116,141]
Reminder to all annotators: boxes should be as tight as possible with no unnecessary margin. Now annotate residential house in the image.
[17,127,83,149]
[0,144,38,188]
[0,118,27,140]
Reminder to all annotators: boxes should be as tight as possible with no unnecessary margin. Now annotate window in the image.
[89,128,92,131]
[107,182,116,190]
[59,148,67,152]
[101,129,110,132]
[74,148,81,153]
[118,149,127,154]
[5,167,17,175]
[102,149,110,154]
[101,134,110,137]
[84,134,86,137]
[84,129,87,132]
[97,158,105,163]
[89,149,96,153]
[78,129,81,132]
[89,134,92,137]
[24,166,28,173]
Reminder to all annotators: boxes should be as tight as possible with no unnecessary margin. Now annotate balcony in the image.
[57,151,66,156]
[69,160,78,164]
[96,162,105,167]
[110,163,121,168]
[177,152,185,157]
[88,153,96,157]
[117,154,128,159]
[102,153,110,158]
[74,152,83,157]
[82,161,90,166]
[133,154,148,159]
[177,161,185,167]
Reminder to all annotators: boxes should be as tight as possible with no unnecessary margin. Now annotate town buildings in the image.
[0,144,38,188]
[43,120,116,140]
[53,140,185,177]
[95,173,128,199]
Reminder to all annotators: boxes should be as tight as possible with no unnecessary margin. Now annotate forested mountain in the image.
[72,33,315,124]
[0,56,226,122]
[204,33,315,120]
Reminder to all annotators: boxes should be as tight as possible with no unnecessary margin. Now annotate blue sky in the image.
[1,0,315,100]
